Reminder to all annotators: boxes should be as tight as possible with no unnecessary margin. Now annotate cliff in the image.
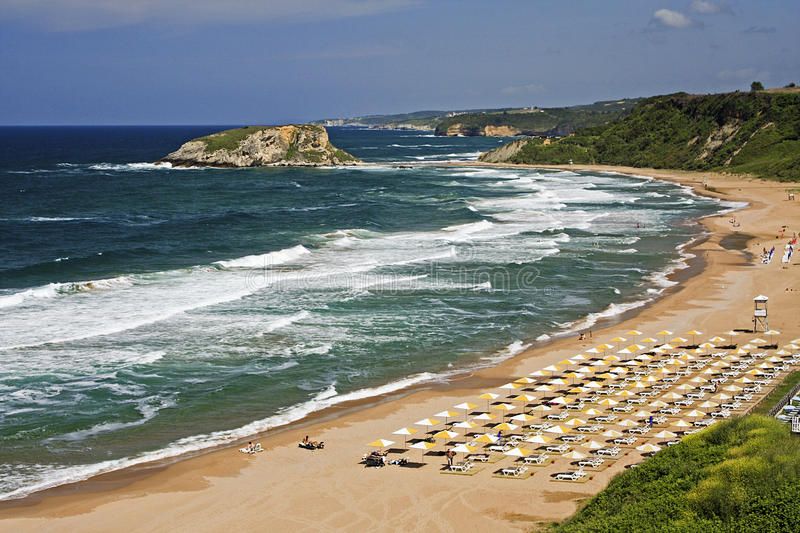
[479,91,800,182]
[161,125,360,167]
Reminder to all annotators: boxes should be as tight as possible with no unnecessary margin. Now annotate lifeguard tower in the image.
[753,294,769,332]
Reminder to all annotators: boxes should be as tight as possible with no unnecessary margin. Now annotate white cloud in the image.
[501,83,545,95]
[0,0,421,31]
[652,9,694,29]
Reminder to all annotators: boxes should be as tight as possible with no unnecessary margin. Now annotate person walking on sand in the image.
[446,449,455,467]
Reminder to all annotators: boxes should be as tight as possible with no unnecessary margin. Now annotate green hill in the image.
[480,91,800,182]
[433,99,638,137]
[553,415,800,532]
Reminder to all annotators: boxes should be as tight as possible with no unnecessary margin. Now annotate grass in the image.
[550,415,800,533]
[198,126,273,152]
[485,91,800,182]
[751,371,800,415]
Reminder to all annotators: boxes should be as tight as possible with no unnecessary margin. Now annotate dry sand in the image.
[1,164,798,532]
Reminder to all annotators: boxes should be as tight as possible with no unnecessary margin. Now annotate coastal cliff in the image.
[161,125,360,167]
[479,90,800,182]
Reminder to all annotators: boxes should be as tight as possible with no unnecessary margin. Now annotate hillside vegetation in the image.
[481,91,800,182]
[553,415,800,532]
[434,99,638,137]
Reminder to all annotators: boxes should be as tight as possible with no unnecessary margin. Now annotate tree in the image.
[751,81,765,92]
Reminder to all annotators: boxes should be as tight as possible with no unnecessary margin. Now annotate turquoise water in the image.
[0,127,725,499]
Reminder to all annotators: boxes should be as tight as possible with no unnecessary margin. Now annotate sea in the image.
[0,126,732,500]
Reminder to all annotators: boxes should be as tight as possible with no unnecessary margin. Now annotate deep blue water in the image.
[0,126,723,499]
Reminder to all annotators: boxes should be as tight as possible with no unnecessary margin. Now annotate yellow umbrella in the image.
[514,377,536,384]
[598,398,619,406]
[617,419,638,427]
[582,439,606,450]
[512,393,537,403]
[709,336,726,343]
[474,433,499,444]
[409,440,436,462]
[479,392,500,411]
[500,382,522,390]
[452,420,477,436]
[493,422,519,433]
[649,400,669,408]
[510,413,535,423]
[697,401,719,409]
[636,443,661,453]
[452,443,477,454]
[641,337,658,344]
[672,337,688,345]
[671,419,692,428]
[565,417,587,427]
[558,359,574,367]
[662,392,683,400]
[493,403,516,412]
[627,330,643,337]
[583,407,603,416]
[616,389,635,397]
[549,378,568,386]
[435,410,460,424]
[563,450,587,460]
[549,396,573,405]
[368,438,395,448]
[684,410,706,418]
[545,425,569,434]
[530,404,552,412]
[542,365,561,374]
[504,447,533,458]
[534,384,554,393]
[415,418,440,435]
[454,402,477,417]
[529,370,548,377]
[603,429,624,438]
[392,427,418,447]
[656,330,673,343]
[525,434,552,444]
[433,430,459,441]
[472,412,496,424]
[686,330,703,344]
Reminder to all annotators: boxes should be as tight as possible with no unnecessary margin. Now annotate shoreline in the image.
[2,163,798,531]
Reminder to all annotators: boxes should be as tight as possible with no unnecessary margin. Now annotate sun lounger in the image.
[554,468,586,481]
[596,446,621,457]
[545,443,570,453]
[449,461,473,473]
[560,434,585,443]
[578,458,604,468]
[614,436,637,445]
[523,453,550,465]
[239,443,263,454]
[594,414,617,423]
[500,465,528,477]
[576,425,603,433]
[467,453,490,463]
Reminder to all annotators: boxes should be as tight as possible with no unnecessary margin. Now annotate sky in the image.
[0,0,798,125]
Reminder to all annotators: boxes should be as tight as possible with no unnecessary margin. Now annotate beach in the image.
[1,164,798,532]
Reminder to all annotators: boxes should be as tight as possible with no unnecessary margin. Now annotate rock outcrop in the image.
[478,138,530,162]
[161,125,360,167]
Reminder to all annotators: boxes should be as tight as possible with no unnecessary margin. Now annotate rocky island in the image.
[161,124,360,167]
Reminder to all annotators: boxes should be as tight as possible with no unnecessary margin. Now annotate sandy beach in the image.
[1,164,798,533]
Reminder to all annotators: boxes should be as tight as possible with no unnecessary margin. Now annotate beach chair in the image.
[596,446,621,457]
[449,461,473,473]
[500,465,527,477]
[545,443,570,454]
[523,453,550,465]
[467,453,490,463]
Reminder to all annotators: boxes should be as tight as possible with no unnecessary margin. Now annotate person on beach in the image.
[446,449,455,467]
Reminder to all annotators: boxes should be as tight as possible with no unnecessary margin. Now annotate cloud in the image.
[690,1,733,15]
[742,26,777,34]
[501,83,545,96]
[652,9,695,29]
[0,0,421,31]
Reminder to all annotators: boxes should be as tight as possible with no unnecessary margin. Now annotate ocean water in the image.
[0,127,725,499]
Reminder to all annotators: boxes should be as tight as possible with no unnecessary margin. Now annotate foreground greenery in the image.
[486,91,800,182]
[752,371,800,416]
[553,416,800,532]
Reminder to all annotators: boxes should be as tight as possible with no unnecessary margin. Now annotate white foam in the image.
[214,245,310,269]
[89,162,183,171]
[0,276,134,309]
[0,371,445,502]
[262,311,311,334]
